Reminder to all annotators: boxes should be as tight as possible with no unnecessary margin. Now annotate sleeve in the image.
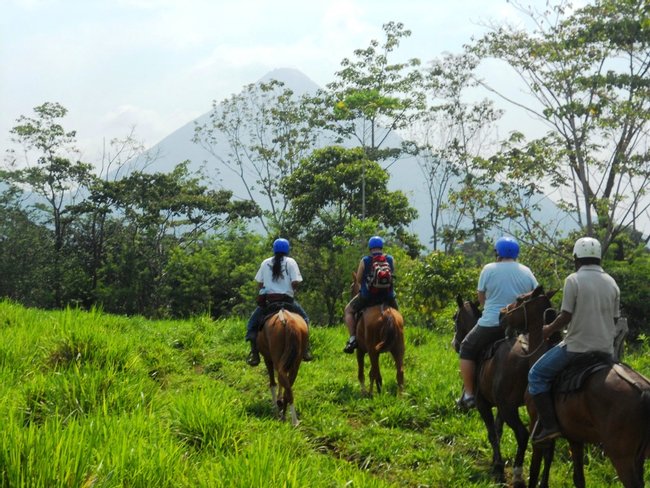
[254,262,265,284]
[287,258,303,283]
[477,266,489,293]
[560,275,577,314]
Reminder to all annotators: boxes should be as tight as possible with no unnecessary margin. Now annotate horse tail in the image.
[278,310,299,372]
[375,306,396,352]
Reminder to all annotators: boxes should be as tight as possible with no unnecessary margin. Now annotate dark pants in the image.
[245,301,310,342]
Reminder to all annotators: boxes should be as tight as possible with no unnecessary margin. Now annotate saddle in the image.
[553,351,614,394]
[256,300,299,331]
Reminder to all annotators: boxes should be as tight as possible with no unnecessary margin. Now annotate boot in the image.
[303,337,313,362]
[246,340,260,367]
[531,392,561,445]
[343,336,357,354]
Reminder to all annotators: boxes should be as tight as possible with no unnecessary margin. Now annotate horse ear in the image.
[456,294,464,308]
[533,285,544,297]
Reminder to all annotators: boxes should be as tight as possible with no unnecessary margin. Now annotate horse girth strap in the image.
[612,363,650,392]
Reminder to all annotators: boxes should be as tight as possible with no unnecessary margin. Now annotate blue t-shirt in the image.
[477,261,538,327]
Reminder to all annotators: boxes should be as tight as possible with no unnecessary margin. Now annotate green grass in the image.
[0,299,648,487]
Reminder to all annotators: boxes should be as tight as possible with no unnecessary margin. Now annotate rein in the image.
[503,299,555,360]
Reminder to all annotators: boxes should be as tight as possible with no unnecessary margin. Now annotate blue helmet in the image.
[273,238,290,254]
[368,236,384,249]
[495,236,519,259]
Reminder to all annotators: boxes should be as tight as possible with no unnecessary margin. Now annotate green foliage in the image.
[606,252,650,339]
[163,229,265,319]
[1,301,649,486]
[400,252,478,329]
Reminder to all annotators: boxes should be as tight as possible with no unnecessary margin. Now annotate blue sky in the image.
[2,0,560,161]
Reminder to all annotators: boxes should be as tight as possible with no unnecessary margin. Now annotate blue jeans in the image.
[528,344,579,395]
[245,301,309,342]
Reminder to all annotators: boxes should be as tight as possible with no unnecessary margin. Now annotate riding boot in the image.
[531,392,561,445]
[246,339,260,367]
[303,337,313,362]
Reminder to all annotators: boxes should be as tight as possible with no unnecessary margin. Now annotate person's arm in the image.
[355,259,365,286]
[291,280,299,292]
[477,291,486,307]
[543,310,572,340]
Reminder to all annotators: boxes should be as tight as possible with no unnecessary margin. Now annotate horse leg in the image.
[530,441,555,488]
[569,441,586,488]
[610,456,644,488]
[356,349,367,395]
[476,400,505,482]
[368,350,382,395]
[500,408,529,488]
[391,345,404,395]
[263,357,279,414]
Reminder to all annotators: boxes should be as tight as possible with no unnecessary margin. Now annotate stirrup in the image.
[246,351,260,366]
[532,427,561,445]
[456,395,476,412]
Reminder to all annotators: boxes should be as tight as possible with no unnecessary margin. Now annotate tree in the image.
[472,0,650,252]
[193,80,322,235]
[281,146,419,325]
[80,162,258,315]
[4,102,94,306]
[413,52,504,252]
[323,22,426,218]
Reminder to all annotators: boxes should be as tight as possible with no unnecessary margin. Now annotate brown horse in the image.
[502,295,650,488]
[256,308,308,426]
[452,286,556,487]
[350,271,405,395]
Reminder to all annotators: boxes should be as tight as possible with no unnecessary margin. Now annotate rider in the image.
[245,238,312,366]
[457,236,538,410]
[528,237,620,445]
[343,235,398,353]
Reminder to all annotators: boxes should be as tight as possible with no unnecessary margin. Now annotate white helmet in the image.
[573,237,601,259]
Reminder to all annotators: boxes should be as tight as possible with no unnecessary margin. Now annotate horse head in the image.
[452,294,481,353]
[499,285,557,337]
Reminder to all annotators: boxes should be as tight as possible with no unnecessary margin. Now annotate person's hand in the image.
[542,324,553,341]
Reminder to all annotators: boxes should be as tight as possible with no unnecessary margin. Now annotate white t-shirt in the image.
[255,256,303,296]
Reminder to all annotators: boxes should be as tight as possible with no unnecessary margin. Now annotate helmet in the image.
[368,236,384,249]
[573,237,601,259]
[272,238,290,254]
[495,236,520,259]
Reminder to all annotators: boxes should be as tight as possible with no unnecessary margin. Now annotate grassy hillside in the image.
[1,300,649,487]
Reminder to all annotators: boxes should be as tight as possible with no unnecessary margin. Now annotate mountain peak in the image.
[257,68,321,96]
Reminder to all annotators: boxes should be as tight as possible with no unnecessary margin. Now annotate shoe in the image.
[456,394,476,411]
[303,347,313,362]
[343,337,357,354]
[532,423,561,446]
[246,350,260,366]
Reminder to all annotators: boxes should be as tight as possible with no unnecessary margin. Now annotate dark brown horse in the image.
[502,295,650,488]
[452,286,556,487]
[256,308,308,426]
[350,271,405,395]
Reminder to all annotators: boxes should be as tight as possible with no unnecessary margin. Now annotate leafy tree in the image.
[163,227,265,318]
[4,102,94,306]
[0,186,54,306]
[322,21,425,218]
[79,162,258,315]
[193,79,322,234]
[472,0,650,252]
[413,51,504,252]
[281,146,419,326]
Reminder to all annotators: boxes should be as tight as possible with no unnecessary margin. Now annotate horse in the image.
[350,271,405,395]
[502,294,650,488]
[256,307,308,426]
[452,286,557,487]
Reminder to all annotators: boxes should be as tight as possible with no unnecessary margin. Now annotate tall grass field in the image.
[1,300,649,487]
